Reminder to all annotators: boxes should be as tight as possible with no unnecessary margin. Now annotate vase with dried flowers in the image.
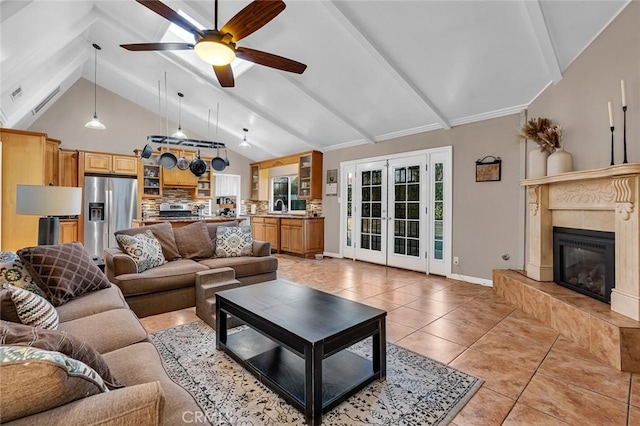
[519,117,570,177]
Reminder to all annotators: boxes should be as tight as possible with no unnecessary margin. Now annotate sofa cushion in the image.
[17,243,111,307]
[173,221,215,260]
[103,342,207,426]
[113,259,208,296]
[56,285,127,323]
[0,251,48,298]
[1,283,59,329]
[57,309,148,354]
[0,320,122,389]
[116,222,181,261]
[215,226,253,258]
[116,231,167,273]
[0,345,108,423]
[199,255,278,278]
[205,220,240,241]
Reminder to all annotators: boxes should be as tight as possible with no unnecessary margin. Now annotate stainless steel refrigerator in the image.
[84,176,137,259]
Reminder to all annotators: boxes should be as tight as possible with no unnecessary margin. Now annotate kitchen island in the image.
[251,215,324,258]
[131,216,240,228]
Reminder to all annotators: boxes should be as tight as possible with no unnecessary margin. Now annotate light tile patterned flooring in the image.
[140,254,640,425]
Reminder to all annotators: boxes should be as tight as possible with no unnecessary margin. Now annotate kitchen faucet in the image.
[274,198,286,213]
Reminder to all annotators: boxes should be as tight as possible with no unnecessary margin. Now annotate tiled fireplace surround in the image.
[494,164,640,372]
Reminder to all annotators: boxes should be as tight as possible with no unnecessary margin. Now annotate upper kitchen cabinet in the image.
[58,149,78,187]
[0,128,48,250]
[195,156,213,199]
[250,163,259,200]
[83,151,137,176]
[298,151,322,199]
[138,152,162,199]
[45,138,60,186]
[161,149,198,187]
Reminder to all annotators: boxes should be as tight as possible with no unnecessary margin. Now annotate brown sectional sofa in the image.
[3,284,209,425]
[104,220,278,317]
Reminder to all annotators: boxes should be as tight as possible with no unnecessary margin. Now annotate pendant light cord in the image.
[92,43,101,116]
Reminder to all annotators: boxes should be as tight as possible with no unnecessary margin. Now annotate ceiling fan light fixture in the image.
[195,40,236,66]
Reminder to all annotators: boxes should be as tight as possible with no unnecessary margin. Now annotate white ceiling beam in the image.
[280,73,376,144]
[523,0,563,84]
[320,0,451,130]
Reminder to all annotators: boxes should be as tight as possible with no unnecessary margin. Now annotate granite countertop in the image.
[250,214,324,219]
[133,216,240,223]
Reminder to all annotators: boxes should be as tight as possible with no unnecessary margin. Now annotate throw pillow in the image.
[17,243,112,307]
[115,230,167,273]
[173,221,215,260]
[0,320,122,390]
[0,284,59,330]
[115,222,181,261]
[0,345,108,423]
[215,225,253,258]
[0,251,48,298]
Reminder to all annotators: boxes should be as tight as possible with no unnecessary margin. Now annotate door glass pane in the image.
[362,187,370,201]
[395,185,406,201]
[408,184,419,201]
[408,221,419,238]
[360,169,383,252]
[362,171,371,185]
[362,203,371,217]
[395,203,406,219]
[407,239,419,257]
[408,203,419,219]
[361,218,370,233]
[409,166,420,183]
[361,234,370,249]
[346,173,353,247]
[433,162,445,260]
[372,170,382,185]
[372,219,382,234]
[372,203,381,218]
[394,220,405,236]
[371,235,381,251]
[394,238,405,254]
[372,186,381,201]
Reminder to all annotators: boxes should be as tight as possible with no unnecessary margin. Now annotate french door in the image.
[341,147,451,275]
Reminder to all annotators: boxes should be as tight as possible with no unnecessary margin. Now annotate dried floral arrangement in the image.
[519,117,563,153]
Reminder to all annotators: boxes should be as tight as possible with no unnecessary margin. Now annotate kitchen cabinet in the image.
[139,153,162,198]
[249,163,259,200]
[195,157,213,199]
[252,216,280,252]
[83,151,137,176]
[58,149,78,186]
[45,138,60,186]
[161,149,198,187]
[280,217,324,258]
[298,151,323,199]
[258,169,270,201]
[58,220,78,243]
[0,128,48,250]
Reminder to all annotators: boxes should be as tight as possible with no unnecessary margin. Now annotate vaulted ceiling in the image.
[0,0,629,161]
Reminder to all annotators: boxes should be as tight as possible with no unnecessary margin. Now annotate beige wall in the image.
[28,78,253,198]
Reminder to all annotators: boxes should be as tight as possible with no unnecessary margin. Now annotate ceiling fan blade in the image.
[120,43,194,51]
[213,64,235,87]
[221,0,285,43]
[136,0,203,37]
[236,47,306,74]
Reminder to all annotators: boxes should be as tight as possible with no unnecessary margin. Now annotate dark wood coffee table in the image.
[215,280,386,426]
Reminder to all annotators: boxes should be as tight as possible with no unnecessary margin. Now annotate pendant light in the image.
[239,127,251,148]
[172,92,187,139]
[85,43,106,130]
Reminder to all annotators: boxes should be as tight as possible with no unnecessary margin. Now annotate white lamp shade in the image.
[16,185,82,216]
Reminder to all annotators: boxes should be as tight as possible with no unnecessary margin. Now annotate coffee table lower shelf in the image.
[224,328,377,412]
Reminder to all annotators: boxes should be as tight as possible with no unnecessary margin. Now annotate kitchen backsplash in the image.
[141,188,195,217]
[243,199,323,216]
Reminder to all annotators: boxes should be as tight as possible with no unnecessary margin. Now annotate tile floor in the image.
[140,254,640,425]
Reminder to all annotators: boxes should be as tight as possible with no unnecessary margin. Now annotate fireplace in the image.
[553,227,615,303]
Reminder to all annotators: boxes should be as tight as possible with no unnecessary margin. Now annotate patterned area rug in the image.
[150,321,482,425]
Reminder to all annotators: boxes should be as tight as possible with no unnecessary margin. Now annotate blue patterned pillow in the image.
[0,251,47,299]
[115,230,167,273]
[215,226,253,258]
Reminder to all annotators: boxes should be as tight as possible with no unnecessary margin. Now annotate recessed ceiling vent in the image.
[31,86,60,116]
[10,86,22,101]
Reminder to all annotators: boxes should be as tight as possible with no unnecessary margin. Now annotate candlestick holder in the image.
[623,106,628,164]
[610,126,615,166]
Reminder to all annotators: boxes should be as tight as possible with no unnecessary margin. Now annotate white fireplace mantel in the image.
[521,163,640,320]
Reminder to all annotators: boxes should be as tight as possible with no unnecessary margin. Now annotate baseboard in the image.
[323,251,342,258]
[448,273,493,287]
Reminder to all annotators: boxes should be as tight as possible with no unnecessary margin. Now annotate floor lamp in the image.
[16,185,82,245]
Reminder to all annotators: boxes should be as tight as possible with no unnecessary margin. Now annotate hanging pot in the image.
[157,151,178,169]
[211,147,226,171]
[176,156,190,170]
[140,144,153,159]
[190,150,207,177]
[224,149,230,167]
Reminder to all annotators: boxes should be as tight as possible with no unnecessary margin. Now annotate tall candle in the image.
[608,101,614,127]
[621,79,627,107]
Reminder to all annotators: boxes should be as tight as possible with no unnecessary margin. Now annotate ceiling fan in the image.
[121,0,307,87]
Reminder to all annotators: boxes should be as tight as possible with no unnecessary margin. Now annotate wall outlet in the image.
[453,256,460,265]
